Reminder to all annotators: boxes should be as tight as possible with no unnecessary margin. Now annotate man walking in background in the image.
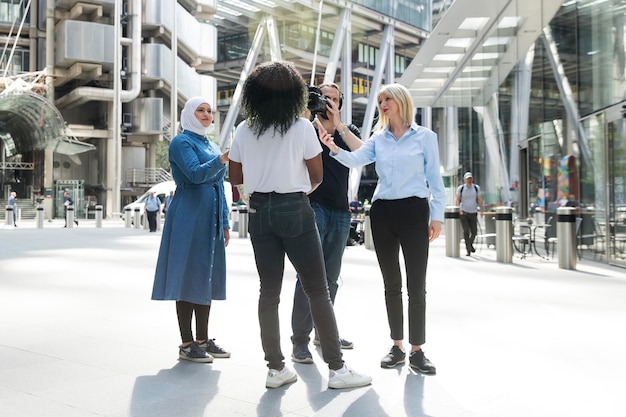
[456,172,483,256]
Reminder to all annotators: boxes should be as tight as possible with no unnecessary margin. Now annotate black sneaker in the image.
[313,336,354,349]
[380,345,406,368]
[409,350,436,374]
[291,343,313,364]
[199,339,230,358]
[179,342,213,363]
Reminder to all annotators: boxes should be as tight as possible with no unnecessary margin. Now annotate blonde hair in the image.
[373,83,414,132]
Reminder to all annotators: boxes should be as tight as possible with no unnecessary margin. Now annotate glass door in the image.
[607,117,626,266]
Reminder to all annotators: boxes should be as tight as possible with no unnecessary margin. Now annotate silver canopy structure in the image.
[0,84,95,156]
[399,0,566,107]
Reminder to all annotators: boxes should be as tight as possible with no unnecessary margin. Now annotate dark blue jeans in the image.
[249,192,343,370]
[291,202,351,344]
[370,197,430,346]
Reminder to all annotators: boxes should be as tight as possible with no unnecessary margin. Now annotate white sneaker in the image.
[266,367,297,388]
[328,365,372,389]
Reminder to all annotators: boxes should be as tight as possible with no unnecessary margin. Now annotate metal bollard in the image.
[5,205,14,227]
[557,207,577,270]
[495,206,513,263]
[444,206,461,258]
[36,205,44,229]
[125,207,132,228]
[238,207,248,238]
[364,205,374,249]
[95,205,103,228]
[66,206,75,228]
[134,208,141,229]
[231,207,239,232]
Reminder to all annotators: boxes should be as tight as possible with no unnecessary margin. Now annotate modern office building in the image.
[0,0,624,266]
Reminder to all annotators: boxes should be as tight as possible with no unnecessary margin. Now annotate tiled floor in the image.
[1,219,625,417]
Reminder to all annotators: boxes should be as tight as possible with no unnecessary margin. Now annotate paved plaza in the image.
[1,219,625,417]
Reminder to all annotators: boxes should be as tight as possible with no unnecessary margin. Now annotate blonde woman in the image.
[320,83,445,374]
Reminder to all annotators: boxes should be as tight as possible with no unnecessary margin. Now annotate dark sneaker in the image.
[380,345,406,368]
[313,336,354,349]
[266,367,297,388]
[199,339,230,358]
[409,350,436,374]
[179,342,214,363]
[292,343,313,364]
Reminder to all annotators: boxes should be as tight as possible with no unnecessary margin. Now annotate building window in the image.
[0,48,29,75]
[0,0,26,23]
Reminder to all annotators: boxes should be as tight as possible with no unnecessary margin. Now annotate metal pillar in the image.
[95,205,103,228]
[36,205,44,229]
[495,206,513,263]
[238,207,248,238]
[445,206,461,258]
[66,206,75,229]
[557,207,577,270]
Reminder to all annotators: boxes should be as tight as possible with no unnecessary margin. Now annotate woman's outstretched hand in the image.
[314,118,339,154]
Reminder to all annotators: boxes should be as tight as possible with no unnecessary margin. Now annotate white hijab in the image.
[180,96,211,136]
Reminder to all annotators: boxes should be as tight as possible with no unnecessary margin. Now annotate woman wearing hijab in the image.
[152,97,231,363]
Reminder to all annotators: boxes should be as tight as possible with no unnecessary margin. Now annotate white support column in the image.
[442,106,459,175]
[362,24,395,141]
[510,44,535,188]
[323,8,349,84]
[218,16,279,151]
[110,0,122,219]
[321,8,351,122]
[341,9,352,124]
[171,0,178,141]
[474,95,511,203]
[265,16,281,61]
[541,26,592,167]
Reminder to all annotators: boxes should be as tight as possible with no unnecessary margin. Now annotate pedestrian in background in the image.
[228,61,372,390]
[163,190,174,218]
[63,191,79,227]
[456,172,484,256]
[152,96,231,364]
[7,191,17,226]
[320,82,445,375]
[144,191,161,232]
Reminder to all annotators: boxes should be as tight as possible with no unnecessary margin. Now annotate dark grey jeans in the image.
[248,192,343,371]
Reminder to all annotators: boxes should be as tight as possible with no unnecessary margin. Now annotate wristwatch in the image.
[338,125,349,136]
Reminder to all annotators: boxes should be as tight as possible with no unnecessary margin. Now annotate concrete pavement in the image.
[1,219,625,417]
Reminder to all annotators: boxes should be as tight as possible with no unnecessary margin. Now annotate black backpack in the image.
[459,184,478,198]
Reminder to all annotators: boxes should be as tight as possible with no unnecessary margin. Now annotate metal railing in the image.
[124,168,172,186]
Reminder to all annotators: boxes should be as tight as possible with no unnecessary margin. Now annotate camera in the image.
[307,85,329,118]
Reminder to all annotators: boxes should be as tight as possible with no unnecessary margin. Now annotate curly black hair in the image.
[241,61,307,137]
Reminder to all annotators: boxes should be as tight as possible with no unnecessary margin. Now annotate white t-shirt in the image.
[229,118,322,194]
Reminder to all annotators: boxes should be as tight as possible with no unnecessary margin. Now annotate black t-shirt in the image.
[309,124,361,211]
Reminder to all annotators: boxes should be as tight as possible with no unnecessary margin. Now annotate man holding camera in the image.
[290,83,363,364]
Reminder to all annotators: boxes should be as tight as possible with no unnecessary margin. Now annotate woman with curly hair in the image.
[228,61,371,390]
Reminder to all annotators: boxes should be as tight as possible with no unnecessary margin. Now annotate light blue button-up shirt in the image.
[331,122,446,222]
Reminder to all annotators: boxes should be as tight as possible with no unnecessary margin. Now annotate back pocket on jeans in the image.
[274,209,305,238]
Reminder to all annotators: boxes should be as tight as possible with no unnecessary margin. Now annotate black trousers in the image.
[460,212,478,252]
[370,197,430,346]
[146,209,158,232]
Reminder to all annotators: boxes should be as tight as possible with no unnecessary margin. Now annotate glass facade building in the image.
[433,0,626,266]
